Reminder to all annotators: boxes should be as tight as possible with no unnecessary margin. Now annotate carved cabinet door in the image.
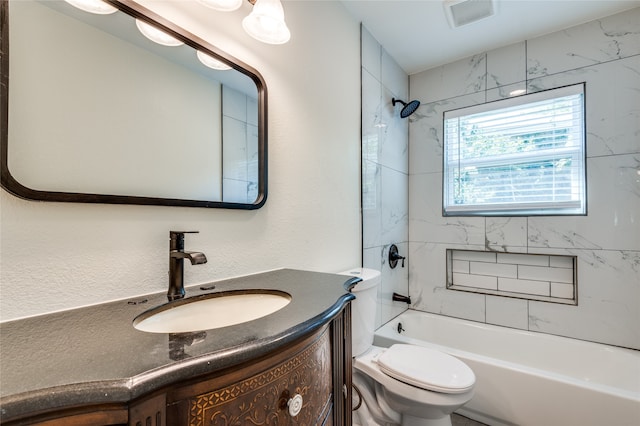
[167,327,333,426]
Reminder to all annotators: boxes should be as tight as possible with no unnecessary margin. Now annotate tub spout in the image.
[392,292,411,304]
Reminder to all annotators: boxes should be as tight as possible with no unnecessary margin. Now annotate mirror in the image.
[0,0,267,209]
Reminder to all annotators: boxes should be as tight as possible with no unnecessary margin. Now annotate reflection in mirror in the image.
[1,0,267,208]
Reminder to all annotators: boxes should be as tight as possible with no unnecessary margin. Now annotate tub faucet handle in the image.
[388,244,406,269]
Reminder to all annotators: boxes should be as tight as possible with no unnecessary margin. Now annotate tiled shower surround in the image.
[407,8,640,350]
[361,26,410,329]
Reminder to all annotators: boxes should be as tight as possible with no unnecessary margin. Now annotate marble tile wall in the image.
[361,25,410,328]
[222,86,259,203]
[408,8,640,350]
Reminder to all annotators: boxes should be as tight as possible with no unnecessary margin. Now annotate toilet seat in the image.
[354,345,475,414]
[377,344,475,394]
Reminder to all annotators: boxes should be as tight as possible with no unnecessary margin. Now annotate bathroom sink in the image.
[133,290,291,333]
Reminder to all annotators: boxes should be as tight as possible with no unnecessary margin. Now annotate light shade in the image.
[242,0,290,45]
[135,19,184,47]
[196,51,232,70]
[64,0,117,14]
[196,0,243,12]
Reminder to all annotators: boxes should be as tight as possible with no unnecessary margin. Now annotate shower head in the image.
[392,98,420,118]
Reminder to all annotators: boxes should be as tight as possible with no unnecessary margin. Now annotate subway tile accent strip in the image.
[446,249,577,305]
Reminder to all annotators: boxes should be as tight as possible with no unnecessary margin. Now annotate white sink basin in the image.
[133,291,291,333]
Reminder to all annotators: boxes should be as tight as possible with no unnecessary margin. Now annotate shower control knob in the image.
[388,244,406,269]
[287,394,303,417]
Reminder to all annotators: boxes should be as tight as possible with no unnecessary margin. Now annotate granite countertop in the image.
[0,269,357,422]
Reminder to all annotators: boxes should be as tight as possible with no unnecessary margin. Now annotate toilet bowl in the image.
[341,268,475,426]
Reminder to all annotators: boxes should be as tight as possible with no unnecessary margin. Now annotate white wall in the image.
[0,0,362,320]
[408,8,640,350]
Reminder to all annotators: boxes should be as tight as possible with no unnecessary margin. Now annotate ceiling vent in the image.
[444,0,497,28]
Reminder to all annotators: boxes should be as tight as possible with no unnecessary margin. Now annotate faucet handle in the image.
[170,231,200,251]
[388,244,406,269]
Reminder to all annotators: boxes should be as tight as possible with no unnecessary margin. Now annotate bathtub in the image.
[374,310,640,426]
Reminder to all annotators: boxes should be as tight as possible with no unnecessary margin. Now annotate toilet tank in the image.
[340,268,381,357]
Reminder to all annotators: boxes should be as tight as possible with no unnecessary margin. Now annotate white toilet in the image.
[341,268,476,426]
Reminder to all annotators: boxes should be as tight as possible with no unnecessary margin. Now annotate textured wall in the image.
[360,26,410,328]
[408,8,640,349]
[0,1,362,320]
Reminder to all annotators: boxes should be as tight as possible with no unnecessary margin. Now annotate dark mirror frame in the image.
[0,0,268,209]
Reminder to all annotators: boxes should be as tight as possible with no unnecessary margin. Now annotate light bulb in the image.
[196,0,243,12]
[242,0,290,45]
[64,0,117,14]
[135,19,184,47]
[196,51,232,70]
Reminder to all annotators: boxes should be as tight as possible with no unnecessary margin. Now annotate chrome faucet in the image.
[168,231,207,301]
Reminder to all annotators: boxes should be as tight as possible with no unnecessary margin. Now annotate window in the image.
[443,84,586,216]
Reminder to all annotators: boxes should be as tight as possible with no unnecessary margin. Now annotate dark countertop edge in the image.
[127,292,355,398]
[0,381,132,418]
[0,291,355,422]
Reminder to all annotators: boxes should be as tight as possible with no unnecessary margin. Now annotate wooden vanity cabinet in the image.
[2,306,351,426]
[128,394,166,426]
[0,405,128,426]
[166,305,352,426]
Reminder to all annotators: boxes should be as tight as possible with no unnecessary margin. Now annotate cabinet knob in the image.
[287,394,303,417]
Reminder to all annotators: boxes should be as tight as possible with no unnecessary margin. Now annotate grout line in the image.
[524,40,529,92]
[483,293,487,324]
[484,52,488,103]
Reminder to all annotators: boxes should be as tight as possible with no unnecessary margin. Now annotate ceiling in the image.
[341,0,640,75]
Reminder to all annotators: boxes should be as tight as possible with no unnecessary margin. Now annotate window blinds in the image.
[443,84,586,216]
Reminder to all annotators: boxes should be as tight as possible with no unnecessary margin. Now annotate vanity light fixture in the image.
[509,89,527,96]
[196,0,243,12]
[195,0,291,45]
[196,50,233,70]
[242,0,291,44]
[242,0,291,45]
[135,19,184,47]
[63,0,117,14]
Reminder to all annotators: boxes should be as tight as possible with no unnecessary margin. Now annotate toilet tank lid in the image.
[339,268,381,292]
